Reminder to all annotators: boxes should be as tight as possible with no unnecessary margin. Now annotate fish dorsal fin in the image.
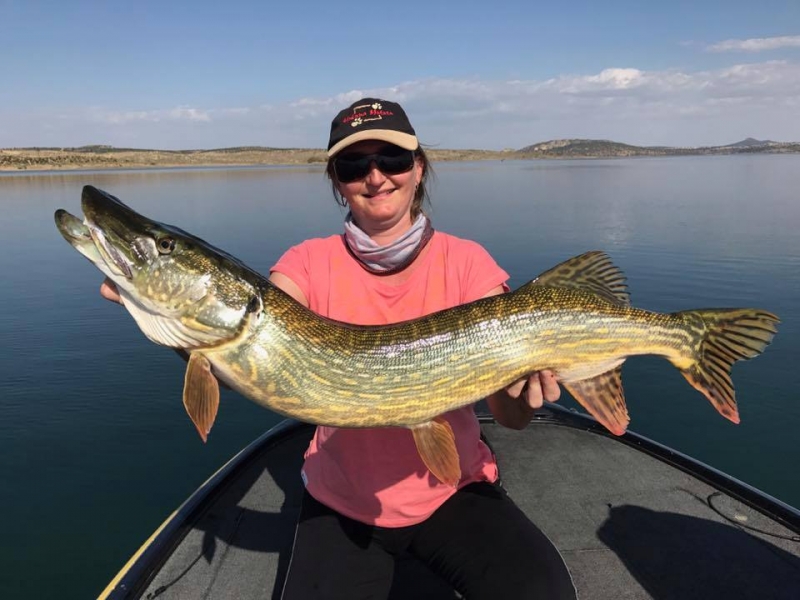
[410,417,461,487]
[183,353,220,442]
[561,366,630,435]
[525,251,630,306]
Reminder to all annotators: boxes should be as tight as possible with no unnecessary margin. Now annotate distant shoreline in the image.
[0,147,510,172]
[2,140,798,172]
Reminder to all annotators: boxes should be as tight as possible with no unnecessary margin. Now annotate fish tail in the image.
[671,309,779,423]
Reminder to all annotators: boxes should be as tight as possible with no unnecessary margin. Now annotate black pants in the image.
[281,481,576,599]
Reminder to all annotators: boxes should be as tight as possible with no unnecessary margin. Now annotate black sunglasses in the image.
[333,146,415,183]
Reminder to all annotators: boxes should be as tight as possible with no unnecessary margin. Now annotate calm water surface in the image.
[1,156,799,599]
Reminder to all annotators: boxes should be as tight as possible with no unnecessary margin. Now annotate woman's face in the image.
[334,140,423,236]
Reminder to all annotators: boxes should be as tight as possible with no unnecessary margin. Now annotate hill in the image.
[723,137,778,148]
[516,138,800,158]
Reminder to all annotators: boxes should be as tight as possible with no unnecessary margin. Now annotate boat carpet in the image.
[139,420,800,599]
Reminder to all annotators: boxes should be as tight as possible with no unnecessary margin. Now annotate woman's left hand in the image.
[505,370,561,409]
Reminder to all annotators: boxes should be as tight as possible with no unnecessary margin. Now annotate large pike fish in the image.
[55,185,779,485]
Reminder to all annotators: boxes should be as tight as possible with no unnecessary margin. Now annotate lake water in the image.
[2,156,799,599]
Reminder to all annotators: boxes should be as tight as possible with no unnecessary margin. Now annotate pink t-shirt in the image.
[270,231,509,527]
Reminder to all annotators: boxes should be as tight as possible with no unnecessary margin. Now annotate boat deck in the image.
[128,409,800,599]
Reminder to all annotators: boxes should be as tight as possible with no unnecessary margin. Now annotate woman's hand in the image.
[100,278,123,304]
[505,370,560,409]
[487,371,561,430]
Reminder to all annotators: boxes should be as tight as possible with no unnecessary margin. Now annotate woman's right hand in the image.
[100,278,123,305]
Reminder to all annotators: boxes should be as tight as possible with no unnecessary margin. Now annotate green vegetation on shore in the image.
[1,138,798,171]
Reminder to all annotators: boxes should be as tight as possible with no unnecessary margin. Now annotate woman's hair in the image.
[325,146,434,220]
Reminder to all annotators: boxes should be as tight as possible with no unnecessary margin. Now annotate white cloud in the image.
[317,61,800,147]
[90,106,212,124]
[167,107,211,122]
[581,68,645,89]
[708,35,800,52]
[4,60,800,148]
[218,107,251,116]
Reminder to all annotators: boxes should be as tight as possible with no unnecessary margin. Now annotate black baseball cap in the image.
[327,98,419,157]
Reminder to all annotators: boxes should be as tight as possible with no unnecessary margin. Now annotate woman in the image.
[269,99,575,599]
[101,98,576,599]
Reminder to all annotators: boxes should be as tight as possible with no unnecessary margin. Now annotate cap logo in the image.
[343,102,395,128]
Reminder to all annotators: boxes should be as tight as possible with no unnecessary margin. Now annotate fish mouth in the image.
[86,221,134,279]
[54,208,91,245]
[82,185,146,280]
[56,185,150,280]
[54,208,105,265]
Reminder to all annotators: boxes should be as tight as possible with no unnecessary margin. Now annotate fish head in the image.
[55,185,263,349]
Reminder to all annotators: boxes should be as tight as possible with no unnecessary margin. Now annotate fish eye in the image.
[157,237,176,254]
[246,295,261,314]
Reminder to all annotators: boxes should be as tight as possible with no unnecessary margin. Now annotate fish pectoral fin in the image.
[562,366,630,436]
[183,353,220,443]
[411,417,461,487]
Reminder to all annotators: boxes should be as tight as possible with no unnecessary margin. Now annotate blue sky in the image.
[2,0,799,149]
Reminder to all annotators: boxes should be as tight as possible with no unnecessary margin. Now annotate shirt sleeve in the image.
[270,242,312,302]
[457,239,510,303]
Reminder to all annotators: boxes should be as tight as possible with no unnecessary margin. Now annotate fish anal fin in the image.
[524,251,630,306]
[411,416,461,487]
[183,353,220,443]
[562,366,630,435]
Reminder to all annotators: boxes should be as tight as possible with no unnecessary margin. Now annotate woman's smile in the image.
[363,186,396,200]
